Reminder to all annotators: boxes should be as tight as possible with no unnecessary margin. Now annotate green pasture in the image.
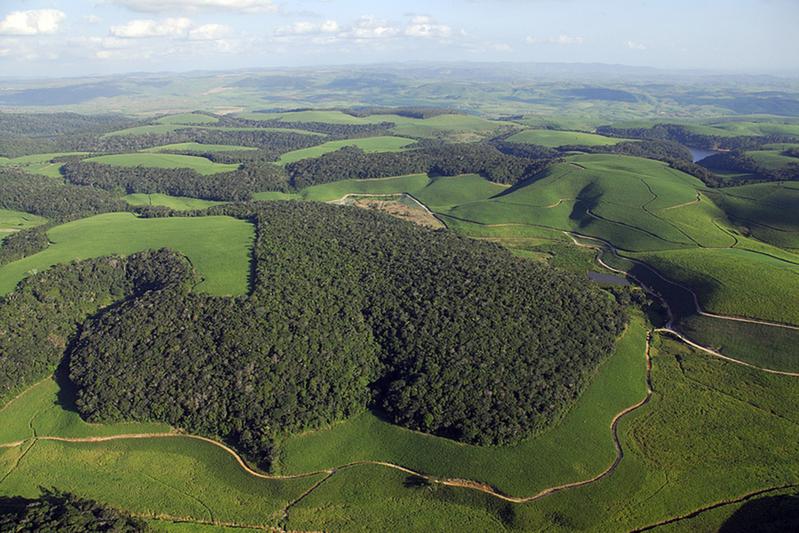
[123,193,226,210]
[103,124,184,137]
[155,113,219,125]
[143,142,258,154]
[277,136,415,164]
[0,213,253,296]
[84,153,238,175]
[506,129,626,147]
[282,315,648,497]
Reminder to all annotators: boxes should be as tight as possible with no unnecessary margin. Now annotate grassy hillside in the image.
[0,213,253,296]
[84,154,239,175]
[143,142,258,153]
[507,129,625,147]
[123,193,226,210]
[0,152,88,178]
[155,113,219,125]
[277,136,415,164]
[0,208,47,241]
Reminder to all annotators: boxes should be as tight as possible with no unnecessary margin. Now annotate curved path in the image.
[0,332,654,505]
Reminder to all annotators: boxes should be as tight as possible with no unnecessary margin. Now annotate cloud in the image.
[189,24,231,40]
[349,17,399,40]
[84,15,102,24]
[110,17,192,38]
[104,0,277,13]
[0,9,65,36]
[525,34,584,45]
[626,40,647,50]
[405,15,452,39]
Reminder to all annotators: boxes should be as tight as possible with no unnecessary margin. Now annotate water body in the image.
[688,147,718,163]
[587,271,630,286]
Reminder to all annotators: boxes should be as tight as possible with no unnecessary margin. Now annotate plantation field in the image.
[284,334,799,531]
[276,136,415,164]
[123,193,226,210]
[84,153,239,175]
[0,208,47,240]
[0,213,253,296]
[282,315,648,496]
[635,247,799,324]
[506,129,626,147]
[154,113,219,125]
[679,314,799,372]
[143,142,258,154]
[0,438,323,528]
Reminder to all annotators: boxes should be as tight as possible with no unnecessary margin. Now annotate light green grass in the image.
[281,315,648,496]
[0,213,253,296]
[123,193,226,210]
[142,142,258,154]
[0,208,47,241]
[103,124,184,137]
[0,378,170,444]
[277,136,415,164]
[507,129,626,147]
[84,153,238,175]
[155,113,219,125]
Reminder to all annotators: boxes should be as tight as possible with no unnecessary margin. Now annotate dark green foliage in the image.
[0,168,126,222]
[0,227,49,266]
[287,144,551,188]
[69,203,624,460]
[95,128,325,155]
[0,250,194,403]
[0,490,147,532]
[62,160,290,201]
[784,147,799,158]
[596,123,797,151]
[491,140,559,159]
[0,111,135,157]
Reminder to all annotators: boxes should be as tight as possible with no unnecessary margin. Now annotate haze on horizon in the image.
[0,0,797,78]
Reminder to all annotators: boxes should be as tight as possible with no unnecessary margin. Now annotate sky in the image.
[0,0,797,78]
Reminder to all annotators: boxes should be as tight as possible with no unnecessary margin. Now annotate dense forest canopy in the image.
[63,202,625,466]
[0,249,194,403]
[0,490,147,532]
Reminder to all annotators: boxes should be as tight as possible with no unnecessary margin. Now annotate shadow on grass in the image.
[720,491,799,533]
